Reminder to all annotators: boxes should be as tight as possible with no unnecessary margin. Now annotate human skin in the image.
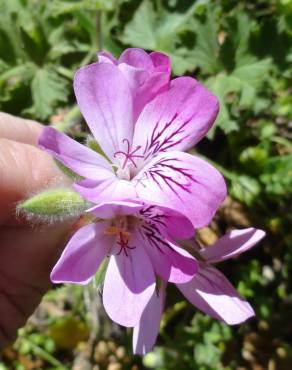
[0,112,70,349]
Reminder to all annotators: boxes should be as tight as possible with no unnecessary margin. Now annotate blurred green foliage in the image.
[0,0,291,369]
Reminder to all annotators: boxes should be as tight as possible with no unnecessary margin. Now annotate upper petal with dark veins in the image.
[132,76,218,159]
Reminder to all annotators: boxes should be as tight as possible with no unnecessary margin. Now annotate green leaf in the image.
[0,0,28,61]
[28,66,68,119]
[49,0,114,16]
[229,11,256,68]
[0,62,36,85]
[206,56,272,135]
[206,74,241,135]
[121,0,199,74]
[122,1,157,50]
[260,154,292,198]
[48,26,89,60]
[19,188,90,220]
[194,343,220,366]
[0,63,36,106]
[0,59,8,74]
[191,7,222,74]
[232,58,272,107]
[230,175,261,206]
[193,8,273,136]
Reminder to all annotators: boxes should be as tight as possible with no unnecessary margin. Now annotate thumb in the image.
[0,138,68,225]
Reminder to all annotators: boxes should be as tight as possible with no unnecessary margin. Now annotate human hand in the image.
[0,112,70,349]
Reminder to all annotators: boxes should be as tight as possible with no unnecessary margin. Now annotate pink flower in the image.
[50,200,198,327]
[133,228,266,354]
[39,48,226,229]
[36,49,266,356]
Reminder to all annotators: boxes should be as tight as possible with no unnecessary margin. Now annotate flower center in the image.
[104,224,135,256]
[114,139,144,180]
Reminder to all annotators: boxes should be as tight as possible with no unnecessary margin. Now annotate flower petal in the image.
[103,233,156,327]
[86,200,144,218]
[177,265,255,325]
[138,228,198,283]
[39,127,114,181]
[87,200,194,240]
[138,203,195,240]
[133,282,166,355]
[97,51,117,64]
[74,62,134,160]
[150,51,171,73]
[118,63,149,91]
[51,222,112,284]
[132,76,218,157]
[134,151,226,228]
[119,48,154,70]
[74,177,137,204]
[152,205,194,240]
[119,49,171,121]
[200,228,266,264]
[98,49,171,122]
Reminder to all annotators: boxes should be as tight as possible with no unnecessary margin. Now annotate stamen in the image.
[114,139,144,169]
[116,231,136,256]
[104,226,135,256]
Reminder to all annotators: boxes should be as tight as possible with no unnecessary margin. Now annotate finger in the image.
[0,112,43,146]
[0,222,71,349]
[0,138,68,225]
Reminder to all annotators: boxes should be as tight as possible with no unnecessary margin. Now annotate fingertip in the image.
[0,138,67,224]
[0,112,43,146]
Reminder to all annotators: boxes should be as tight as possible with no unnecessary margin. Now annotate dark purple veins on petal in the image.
[144,157,196,196]
[138,209,172,254]
[139,206,167,228]
[143,113,191,159]
[140,223,169,253]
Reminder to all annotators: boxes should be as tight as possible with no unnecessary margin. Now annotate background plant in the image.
[0,0,291,369]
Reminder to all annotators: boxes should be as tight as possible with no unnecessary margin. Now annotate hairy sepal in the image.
[19,188,90,221]
[86,136,110,161]
[55,160,84,181]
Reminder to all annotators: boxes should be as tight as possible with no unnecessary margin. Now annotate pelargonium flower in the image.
[50,200,198,327]
[133,228,265,354]
[39,48,226,229]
